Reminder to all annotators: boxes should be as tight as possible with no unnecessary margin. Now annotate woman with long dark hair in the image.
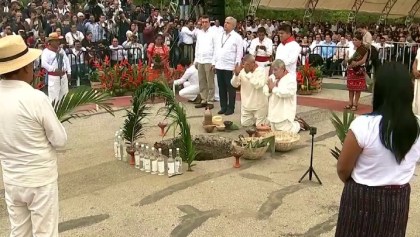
[344,32,368,111]
[336,62,420,236]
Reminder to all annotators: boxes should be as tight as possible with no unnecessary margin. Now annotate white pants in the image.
[48,74,69,102]
[271,120,300,134]
[214,75,219,101]
[241,106,268,127]
[4,181,59,237]
[413,79,420,115]
[179,81,199,101]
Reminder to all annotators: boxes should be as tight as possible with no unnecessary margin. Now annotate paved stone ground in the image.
[1,88,420,237]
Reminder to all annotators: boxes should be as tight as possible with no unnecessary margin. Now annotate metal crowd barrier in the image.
[299,45,350,77]
[35,47,146,87]
[376,41,419,70]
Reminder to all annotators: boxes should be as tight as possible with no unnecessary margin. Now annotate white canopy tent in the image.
[252,0,420,24]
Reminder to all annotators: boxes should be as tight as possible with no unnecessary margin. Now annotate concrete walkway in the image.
[1,87,420,237]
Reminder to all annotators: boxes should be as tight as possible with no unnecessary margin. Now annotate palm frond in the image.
[330,146,341,160]
[329,110,356,160]
[133,80,198,170]
[122,86,151,146]
[53,86,114,123]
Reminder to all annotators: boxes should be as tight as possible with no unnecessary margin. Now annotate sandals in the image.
[296,116,310,131]
[350,105,358,111]
[344,104,353,109]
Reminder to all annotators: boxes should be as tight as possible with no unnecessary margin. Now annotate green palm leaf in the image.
[329,110,356,160]
[53,86,114,123]
[134,80,198,171]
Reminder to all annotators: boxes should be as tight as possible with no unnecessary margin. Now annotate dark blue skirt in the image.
[335,179,410,237]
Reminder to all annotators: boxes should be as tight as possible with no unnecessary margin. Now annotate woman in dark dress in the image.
[336,62,420,237]
[345,32,368,111]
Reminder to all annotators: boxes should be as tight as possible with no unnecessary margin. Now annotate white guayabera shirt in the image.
[0,80,67,187]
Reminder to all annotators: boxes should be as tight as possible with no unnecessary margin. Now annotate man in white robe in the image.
[249,27,273,77]
[264,59,310,133]
[231,55,268,127]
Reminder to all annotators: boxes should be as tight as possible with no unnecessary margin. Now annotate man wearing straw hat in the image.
[0,35,67,236]
[41,32,72,102]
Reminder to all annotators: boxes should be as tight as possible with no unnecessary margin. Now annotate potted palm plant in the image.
[135,80,198,171]
[121,88,150,166]
[330,110,356,160]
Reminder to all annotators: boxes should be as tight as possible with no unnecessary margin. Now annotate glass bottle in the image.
[175,148,183,174]
[139,144,145,171]
[157,148,165,175]
[114,134,120,160]
[117,135,123,161]
[144,146,151,172]
[121,138,127,162]
[167,148,175,177]
[134,142,140,169]
[150,147,158,174]
[114,132,119,160]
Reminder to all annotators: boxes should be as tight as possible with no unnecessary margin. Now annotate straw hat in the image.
[0,35,41,75]
[47,32,63,42]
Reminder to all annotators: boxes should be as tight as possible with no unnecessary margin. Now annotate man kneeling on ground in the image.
[263,59,310,133]
[231,54,268,127]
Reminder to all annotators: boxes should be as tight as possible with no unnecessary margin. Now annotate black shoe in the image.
[218,110,226,114]
[224,110,234,116]
[195,103,207,108]
[206,104,214,109]
[189,96,201,104]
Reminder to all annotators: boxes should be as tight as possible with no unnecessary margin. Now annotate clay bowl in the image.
[216,125,225,131]
[203,125,216,133]
[224,121,233,129]
[256,124,271,137]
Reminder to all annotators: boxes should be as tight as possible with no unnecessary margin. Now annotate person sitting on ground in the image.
[263,59,310,133]
[231,54,268,127]
[173,58,200,103]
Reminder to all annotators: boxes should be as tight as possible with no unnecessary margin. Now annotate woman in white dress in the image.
[412,48,420,115]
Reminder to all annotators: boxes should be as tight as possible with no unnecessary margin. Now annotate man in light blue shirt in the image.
[321,34,336,77]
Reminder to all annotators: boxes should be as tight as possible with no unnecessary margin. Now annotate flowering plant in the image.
[296,59,322,92]
[93,56,147,95]
[32,68,46,90]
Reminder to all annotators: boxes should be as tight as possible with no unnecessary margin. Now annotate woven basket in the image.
[232,138,270,160]
[266,131,300,152]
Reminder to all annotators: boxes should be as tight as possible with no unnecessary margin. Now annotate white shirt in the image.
[310,40,323,55]
[174,65,198,86]
[194,28,215,64]
[109,45,127,61]
[0,80,67,187]
[211,25,224,35]
[181,26,195,45]
[249,37,273,58]
[41,47,72,74]
[213,30,244,70]
[65,31,85,46]
[263,73,297,123]
[69,47,86,65]
[231,66,268,110]
[275,40,301,77]
[350,115,420,186]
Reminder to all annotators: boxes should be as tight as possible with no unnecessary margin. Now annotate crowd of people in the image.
[3,0,420,236]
